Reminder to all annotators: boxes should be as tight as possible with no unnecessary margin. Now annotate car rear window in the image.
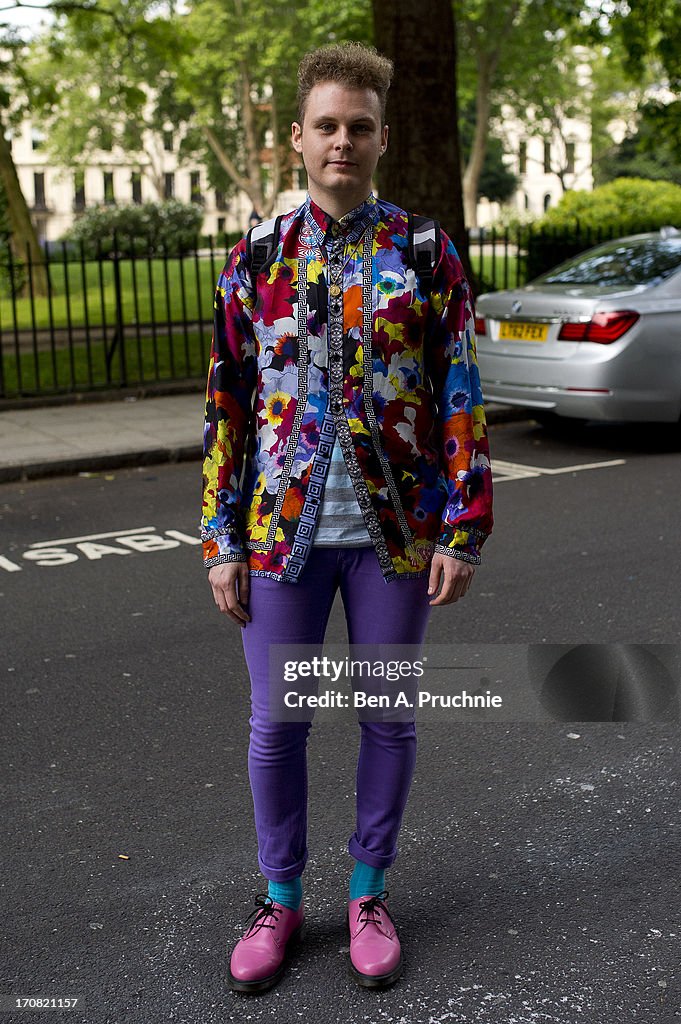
[533,236,681,287]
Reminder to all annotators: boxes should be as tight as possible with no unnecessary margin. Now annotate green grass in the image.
[2,251,526,333]
[1,254,229,331]
[0,249,524,397]
[471,253,523,292]
[0,329,208,396]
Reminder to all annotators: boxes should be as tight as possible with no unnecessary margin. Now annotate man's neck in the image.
[307,186,371,223]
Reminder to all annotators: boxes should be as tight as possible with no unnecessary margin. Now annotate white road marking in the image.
[28,526,156,548]
[0,555,22,572]
[1,527,201,571]
[493,457,626,482]
[0,453,627,572]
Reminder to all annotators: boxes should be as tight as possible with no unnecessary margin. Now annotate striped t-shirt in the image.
[313,436,372,547]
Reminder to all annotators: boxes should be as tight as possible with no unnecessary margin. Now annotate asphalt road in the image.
[1,417,680,1023]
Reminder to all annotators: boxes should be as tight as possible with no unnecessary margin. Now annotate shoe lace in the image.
[355,889,390,935]
[244,893,283,935]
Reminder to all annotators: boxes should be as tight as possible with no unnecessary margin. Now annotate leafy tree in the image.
[459,102,517,203]
[23,0,372,228]
[589,0,681,159]
[456,0,589,226]
[23,2,198,197]
[598,102,681,187]
[477,137,518,203]
[610,0,681,90]
[0,25,48,295]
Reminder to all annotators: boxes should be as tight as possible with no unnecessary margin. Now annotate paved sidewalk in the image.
[0,392,527,483]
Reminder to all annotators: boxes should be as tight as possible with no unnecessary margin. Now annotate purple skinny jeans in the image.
[240,546,432,881]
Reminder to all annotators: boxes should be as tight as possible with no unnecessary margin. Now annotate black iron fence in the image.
[0,234,237,401]
[0,222,651,400]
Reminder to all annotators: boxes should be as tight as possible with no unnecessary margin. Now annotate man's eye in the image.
[319,124,335,132]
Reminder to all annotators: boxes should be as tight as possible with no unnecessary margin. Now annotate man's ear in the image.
[291,122,303,154]
[380,123,389,155]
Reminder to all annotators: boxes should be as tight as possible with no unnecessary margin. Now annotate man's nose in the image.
[335,128,353,149]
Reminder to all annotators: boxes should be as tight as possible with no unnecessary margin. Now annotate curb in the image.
[0,381,204,414]
[0,406,530,485]
[0,444,201,484]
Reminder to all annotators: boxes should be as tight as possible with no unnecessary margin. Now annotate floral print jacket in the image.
[201,193,493,583]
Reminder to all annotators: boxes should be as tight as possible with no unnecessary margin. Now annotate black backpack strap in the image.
[407,213,441,299]
[246,214,283,282]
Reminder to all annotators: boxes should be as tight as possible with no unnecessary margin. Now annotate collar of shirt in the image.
[303,192,380,251]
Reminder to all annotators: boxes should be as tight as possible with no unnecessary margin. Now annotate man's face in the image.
[291,81,388,207]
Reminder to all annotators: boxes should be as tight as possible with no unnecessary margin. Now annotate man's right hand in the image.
[208,562,251,626]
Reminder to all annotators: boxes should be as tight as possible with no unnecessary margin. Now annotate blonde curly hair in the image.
[297,42,394,124]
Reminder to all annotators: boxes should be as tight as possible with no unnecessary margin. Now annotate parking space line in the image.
[493,458,626,482]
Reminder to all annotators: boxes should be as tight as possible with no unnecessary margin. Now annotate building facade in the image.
[8,110,592,243]
[476,107,593,228]
[7,118,278,244]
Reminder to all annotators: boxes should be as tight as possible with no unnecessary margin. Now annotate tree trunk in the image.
[372,0,472,283]
[239,64,266,218]
[462,56,494,229]
[201,73,268,224]
[0,122,48,297]
[264,90,281,220]
[460,0,520,229]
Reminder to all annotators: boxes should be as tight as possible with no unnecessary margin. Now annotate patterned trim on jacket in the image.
[201,193,493,583]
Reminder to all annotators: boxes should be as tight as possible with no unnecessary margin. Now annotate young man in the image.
[201,42,493,992]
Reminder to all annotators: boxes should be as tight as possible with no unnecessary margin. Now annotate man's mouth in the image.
[328,160,356,167]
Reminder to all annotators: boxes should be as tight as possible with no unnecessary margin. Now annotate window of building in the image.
[34,172,46,209]
[523,192,529,210]
[31,128,45,151]
[74,170,86,211]
[103,171,115,205]
[566,141,576,175]
[131,171,142,204]
[543,192,552,212]
[215,189,225,209]
[163,130,174,152]
[190,170,203,204]
[217,216,226,235]
[164,172,175,199]
[518,140,527,175]
[543,141,551,174]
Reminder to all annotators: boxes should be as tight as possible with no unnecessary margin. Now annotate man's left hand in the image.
[427,552,475,605]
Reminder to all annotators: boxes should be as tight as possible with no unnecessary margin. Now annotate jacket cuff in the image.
[202,529,248,568]
[435,526,488,566]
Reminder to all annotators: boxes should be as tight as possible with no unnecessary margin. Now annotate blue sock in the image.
[267,876,303,911]
[350,859,386,900]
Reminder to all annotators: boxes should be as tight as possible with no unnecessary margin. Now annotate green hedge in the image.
[522,178,681,279]
[537,177,681,235]
[62,199,205,258]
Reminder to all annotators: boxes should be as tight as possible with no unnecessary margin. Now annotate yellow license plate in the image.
[499,321,549,342]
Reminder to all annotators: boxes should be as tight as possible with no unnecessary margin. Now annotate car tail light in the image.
[558,311,640,344]
[474,316,487,335]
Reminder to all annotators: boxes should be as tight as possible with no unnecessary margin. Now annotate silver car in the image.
[475,228,681,422]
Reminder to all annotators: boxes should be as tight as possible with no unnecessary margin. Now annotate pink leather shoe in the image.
[227,893,305,993]
[347,890,403,988]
